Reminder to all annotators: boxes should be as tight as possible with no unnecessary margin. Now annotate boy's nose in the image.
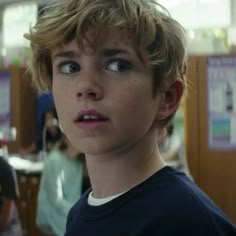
[76,73,104,101]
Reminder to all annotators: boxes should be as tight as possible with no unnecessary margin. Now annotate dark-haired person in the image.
[0,156,22,236]
[19,107,62,157]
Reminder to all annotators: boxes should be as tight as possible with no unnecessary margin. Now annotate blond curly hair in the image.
[25,0,187,125]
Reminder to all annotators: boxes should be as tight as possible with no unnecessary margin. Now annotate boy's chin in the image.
[81,142,132,158]
[74,139,114,157]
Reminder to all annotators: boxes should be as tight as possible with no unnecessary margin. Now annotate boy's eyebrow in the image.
[52,51,77,60]
[100,48,132,57]
[52,48,133,60]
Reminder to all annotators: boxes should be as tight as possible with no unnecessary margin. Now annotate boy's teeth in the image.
[83,115,99,120]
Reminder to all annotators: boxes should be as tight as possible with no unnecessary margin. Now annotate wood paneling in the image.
[185,55,236,223]
[4,67,37,152]
[198,56,236,223]
[184,56,200,183]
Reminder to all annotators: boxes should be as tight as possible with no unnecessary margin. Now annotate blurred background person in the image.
[0,155,22,236]
[19,107,62,157]
[158,122,192,179]
[36,134,84,236]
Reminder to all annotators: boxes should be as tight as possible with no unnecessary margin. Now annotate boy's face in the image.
[51,30,172,156]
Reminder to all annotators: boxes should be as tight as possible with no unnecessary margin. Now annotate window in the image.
[158,0,231,29]
[3,1,37,48]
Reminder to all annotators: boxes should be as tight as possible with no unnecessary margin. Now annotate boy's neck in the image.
[85,136,166,198]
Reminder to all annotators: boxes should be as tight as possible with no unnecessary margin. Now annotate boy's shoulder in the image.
[66,167,235,235]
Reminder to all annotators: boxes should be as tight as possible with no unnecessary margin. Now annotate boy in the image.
[25,0,236,235]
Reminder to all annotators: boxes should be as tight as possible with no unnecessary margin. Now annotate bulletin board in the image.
[207,56,236,150]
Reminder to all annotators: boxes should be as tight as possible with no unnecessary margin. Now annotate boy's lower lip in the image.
[74,120,109,129]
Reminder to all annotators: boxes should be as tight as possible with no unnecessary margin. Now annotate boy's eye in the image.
[106,59,131,72]
[59,62,81,74]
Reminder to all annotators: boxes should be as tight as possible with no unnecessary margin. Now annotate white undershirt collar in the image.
[88,190,126,206]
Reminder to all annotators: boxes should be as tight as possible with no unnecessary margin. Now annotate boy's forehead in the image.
[52,29,136,56]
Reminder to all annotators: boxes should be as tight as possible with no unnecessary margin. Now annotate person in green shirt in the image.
[36,135,84,236]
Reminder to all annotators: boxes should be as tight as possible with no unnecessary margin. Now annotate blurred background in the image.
[0,0,235,235]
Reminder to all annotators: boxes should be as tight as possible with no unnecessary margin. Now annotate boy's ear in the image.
[156,80,184,120]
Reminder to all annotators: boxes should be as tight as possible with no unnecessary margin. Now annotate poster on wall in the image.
[0,72,11,139]
[207,56,236,150]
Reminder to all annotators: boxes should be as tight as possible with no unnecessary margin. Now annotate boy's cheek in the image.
[52,83,64,102]
[52,88,66,117]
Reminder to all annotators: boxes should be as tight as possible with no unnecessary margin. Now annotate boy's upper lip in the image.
[73,109,109,122]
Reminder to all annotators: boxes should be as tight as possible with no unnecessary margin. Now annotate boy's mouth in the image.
[73,110,109,124]
[78,114,108,122]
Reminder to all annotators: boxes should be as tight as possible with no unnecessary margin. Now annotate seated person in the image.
[0,156,22,236]
[158,122,192,179]
[19,107,62,157]
[36,134,84,236]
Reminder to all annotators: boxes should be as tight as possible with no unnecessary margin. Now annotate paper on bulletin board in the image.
[0,72,11,137]
[207,56,236,150]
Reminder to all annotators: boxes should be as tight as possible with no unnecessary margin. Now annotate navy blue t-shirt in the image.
[65,166,236,236]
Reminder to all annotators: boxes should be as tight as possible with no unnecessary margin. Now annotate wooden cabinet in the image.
[0,66,38,234]
[185,55,236,223]
[3,66,37,153]
[16,172,41,236]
